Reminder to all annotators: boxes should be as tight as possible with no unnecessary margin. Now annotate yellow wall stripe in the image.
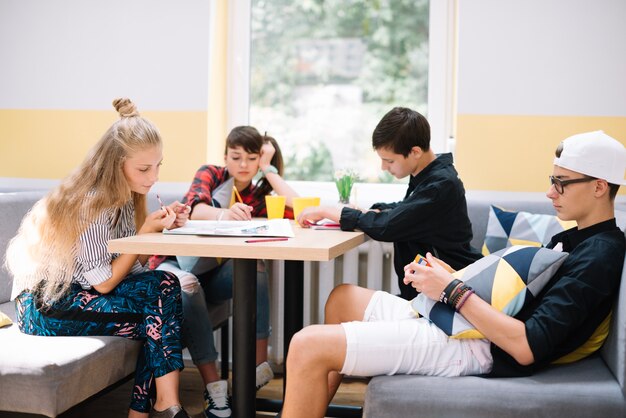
[206,0,229,166]
[0,109,208,182]
[3,111,626,190]
[456,114,626,192]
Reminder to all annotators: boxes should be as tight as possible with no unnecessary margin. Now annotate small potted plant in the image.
[334,168,359,204]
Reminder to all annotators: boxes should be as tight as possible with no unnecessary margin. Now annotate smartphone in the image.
[414,254,431,267]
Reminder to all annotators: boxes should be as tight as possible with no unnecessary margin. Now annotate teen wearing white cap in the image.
[278,131,626,418]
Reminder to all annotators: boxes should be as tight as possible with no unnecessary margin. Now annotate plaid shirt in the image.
[148,164,293,269]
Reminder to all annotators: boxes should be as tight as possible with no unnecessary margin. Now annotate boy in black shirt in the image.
[297,107,481,299]
[282,130,625,418]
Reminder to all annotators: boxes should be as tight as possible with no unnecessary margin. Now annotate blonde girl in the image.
[7,98,191,418]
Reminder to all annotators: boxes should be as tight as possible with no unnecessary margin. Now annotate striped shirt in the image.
[73,199,145,289]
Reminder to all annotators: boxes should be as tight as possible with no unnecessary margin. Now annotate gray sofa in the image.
[0,188,230,417]
[363,192,626,418]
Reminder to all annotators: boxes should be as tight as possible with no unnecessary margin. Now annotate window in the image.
[228,0,453,184]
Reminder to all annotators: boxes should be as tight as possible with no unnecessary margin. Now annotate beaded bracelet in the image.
[448,282,466,306]
[454,288,474,312]
[449,283,473,309]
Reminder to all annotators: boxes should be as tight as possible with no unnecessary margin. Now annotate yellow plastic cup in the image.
[265,195,287,219]
[292,196,321,221]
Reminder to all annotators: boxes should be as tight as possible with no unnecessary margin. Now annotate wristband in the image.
[440,279,462,304]
[261,165,278,175]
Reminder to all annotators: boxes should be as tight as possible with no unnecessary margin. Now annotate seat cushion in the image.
[0,301,141,417]
[364,356,625,418]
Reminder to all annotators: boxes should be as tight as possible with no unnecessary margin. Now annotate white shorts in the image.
[340,291,493,377]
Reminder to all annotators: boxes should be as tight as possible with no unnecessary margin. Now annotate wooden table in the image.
[109,224,364,418]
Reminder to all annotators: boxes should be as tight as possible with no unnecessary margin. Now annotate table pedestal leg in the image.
[232,258,257,418]
[283,260,304,394]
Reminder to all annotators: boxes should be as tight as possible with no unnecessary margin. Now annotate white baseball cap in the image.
[554,130,626,186]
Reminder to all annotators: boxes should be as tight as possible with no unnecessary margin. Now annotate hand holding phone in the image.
[414,254,431,267]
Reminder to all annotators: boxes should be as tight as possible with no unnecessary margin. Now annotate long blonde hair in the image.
[7,98,162,302]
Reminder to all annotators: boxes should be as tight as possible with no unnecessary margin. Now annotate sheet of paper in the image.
[163,219,295,237]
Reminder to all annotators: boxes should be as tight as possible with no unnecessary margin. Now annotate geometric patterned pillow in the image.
[411,245,569,339]
[482,205,576,255]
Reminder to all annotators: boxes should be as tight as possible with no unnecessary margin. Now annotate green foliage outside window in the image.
[251,0,429,183]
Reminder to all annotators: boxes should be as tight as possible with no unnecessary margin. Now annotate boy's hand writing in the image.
[297,207,324,227]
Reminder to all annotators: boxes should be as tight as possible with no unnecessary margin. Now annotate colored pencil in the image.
[233,186,244,204]
[245,237,289,243]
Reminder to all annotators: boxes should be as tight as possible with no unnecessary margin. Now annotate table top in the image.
[108,223,365,262]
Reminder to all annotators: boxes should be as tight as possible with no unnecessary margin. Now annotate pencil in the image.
[245,237,289,243]
[156,194,165,210]
[233,186,244,204]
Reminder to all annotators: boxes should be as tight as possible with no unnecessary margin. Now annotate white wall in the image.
[457,0,626,117]
[0,0,211,110]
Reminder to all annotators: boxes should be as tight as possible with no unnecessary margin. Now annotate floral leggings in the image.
[15,270,184,413]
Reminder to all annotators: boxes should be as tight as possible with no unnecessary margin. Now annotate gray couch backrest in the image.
[0,191,48,304]
[601,249,626,397]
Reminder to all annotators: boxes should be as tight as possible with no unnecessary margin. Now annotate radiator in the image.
[267,240,397,366]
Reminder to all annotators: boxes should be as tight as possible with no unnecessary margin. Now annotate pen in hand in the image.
[156,194,165,211]
[245,237,289,243]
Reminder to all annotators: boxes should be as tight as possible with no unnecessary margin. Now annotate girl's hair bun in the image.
[112,97,140,118]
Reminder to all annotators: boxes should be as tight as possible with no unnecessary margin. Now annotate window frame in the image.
[226,0,457,192]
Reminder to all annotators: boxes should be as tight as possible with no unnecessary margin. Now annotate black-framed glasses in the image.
[549,175,596,194]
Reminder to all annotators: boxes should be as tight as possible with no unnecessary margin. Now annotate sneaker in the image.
[204,380,232,418]
[256,361,275,391]
[149,404,190,418]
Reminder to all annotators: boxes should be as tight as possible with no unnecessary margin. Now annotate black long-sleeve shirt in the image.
[489,219,625,376]
[339,153,482,299]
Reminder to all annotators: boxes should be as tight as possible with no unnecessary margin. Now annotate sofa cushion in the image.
[482,205,576,255]
[0,301,141,417]
[411,246,568,339]
[364,356,626,418]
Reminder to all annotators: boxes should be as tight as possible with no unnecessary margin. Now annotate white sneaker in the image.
[256,361,275,391]
[203,380,232,418]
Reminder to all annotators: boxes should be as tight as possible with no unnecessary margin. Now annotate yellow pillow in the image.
[552,313,611,364]
[0,310,12,328]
